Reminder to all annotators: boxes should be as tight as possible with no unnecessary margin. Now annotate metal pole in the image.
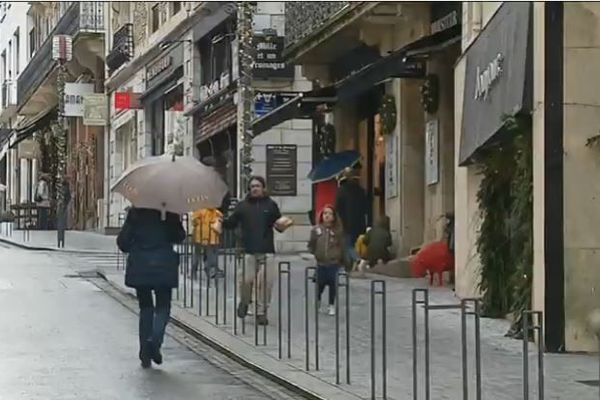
[278,262,291,359]
[523,312,530,400]
[424,289,430,400]
[305,266,316,371]
[222,238,227,325]
[263,257,268,346]
[314,266,320,371]
[371,280,387,400]
[345,271,350,384]
[536,312,545,400]
[287,261,291,359]
[461,300,469,400]
[254,258,259,346]
[233,238,238,335]
[335,270,341,384]
[474,300,482,400]
[241,253,246,335]
[55,59,68,249]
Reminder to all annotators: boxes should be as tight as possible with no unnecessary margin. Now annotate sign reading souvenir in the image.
[83,94,107,126]
[64,83,94,117]
[266,145,297,196]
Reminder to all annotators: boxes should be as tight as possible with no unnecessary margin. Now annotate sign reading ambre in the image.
[266,145,297,196]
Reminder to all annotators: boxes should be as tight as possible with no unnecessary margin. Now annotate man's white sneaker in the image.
[328,305,336,316]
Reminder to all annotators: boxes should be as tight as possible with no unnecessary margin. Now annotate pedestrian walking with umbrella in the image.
[113,154,228,368]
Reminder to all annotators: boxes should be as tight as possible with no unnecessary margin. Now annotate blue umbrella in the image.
[307,150,361,183]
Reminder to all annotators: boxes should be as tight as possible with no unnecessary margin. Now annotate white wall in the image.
[0,2,29,90]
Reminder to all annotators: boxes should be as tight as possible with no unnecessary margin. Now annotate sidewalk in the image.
[3,229,598,399]
[0,223,116,253]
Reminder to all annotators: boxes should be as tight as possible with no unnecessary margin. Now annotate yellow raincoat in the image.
[192,208,222,245]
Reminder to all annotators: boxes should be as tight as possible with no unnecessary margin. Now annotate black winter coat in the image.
[117,208,186,289]
[335,179,367,240]
[222,195,281,254]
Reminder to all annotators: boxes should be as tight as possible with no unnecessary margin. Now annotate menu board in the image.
[266,145,297,196]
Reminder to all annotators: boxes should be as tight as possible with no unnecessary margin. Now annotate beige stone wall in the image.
[562,2,600,352]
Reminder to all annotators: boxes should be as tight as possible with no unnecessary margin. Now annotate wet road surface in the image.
[0,245,299,400]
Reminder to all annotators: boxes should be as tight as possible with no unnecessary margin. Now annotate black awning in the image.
[459,3,532,165]
[0,128,11,147]
[251,86,336,137]
[335,50,426,102]
[404,24,461,58]
[139,67,183,105]
[10,108,57,148]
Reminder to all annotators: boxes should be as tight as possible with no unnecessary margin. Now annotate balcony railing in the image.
[1,81,17,109]
[17,2,105,109]
[284,2,350,49]
[106,23,134,74]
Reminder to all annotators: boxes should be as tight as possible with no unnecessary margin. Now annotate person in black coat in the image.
[117,207,186,368]
[335,168,368,268]
[221,176,282,326]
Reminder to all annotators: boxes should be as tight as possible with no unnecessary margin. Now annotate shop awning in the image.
[459,3,532,165]
[251,86,337,136]
[10,108,57,149]
[403,24,461,58]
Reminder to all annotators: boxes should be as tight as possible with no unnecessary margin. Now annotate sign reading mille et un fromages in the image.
[474,53,504,101]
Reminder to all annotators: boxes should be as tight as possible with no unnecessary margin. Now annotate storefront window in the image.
[164,84,184,153]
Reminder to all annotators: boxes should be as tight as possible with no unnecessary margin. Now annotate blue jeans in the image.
[136,288,172,350]
[317,265,340,305]
[345,234,359,264]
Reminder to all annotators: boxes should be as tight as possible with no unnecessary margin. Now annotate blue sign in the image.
[254,91,297,118]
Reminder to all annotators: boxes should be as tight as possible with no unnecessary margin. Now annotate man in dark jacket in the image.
[335,168,368,268]
[221,176,282,326]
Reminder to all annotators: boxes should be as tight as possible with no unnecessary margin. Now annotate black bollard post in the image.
[371,280,387,400]
[412,288,430,400]
[335,270,351,385]
[304,266,316,371]
[278,261,291,359]
[522,311,545,400]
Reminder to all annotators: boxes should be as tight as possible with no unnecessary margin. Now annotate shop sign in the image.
[199,72,231,103]
[254,92,297,118]
[431,10,459,34]
[145,43,184,87]
[18,139,38,159]
[83,94,107,126]
[425,119,439,186]
[254,34,294,79]
[115,92,142,110]
[474,53,504,101]
[266,145,297,196]
[64,83,94,117]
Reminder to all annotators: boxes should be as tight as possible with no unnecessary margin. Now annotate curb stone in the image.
[96,268,363,400]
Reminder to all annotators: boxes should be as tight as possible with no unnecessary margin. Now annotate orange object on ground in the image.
[409,240,454,286]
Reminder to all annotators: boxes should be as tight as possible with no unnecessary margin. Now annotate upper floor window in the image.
[171,2,182,16]
[199,24,234,86]
[1,51,6,84]
[29,28,36,59]
[151,4,160,33]
[13,29,19,75]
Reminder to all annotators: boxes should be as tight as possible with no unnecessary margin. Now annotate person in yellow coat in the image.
[192,208,224,279]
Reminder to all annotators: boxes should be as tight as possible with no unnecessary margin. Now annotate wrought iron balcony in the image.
[106,23,134,74]
[284,2,350,49]
[1,80,16,109]
[17,2,105,110]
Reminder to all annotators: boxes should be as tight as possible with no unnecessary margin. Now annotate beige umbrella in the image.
[111,154,228,215]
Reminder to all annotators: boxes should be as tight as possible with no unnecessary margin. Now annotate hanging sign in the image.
[83,94,107,126]
[114,92,142,110]
[425,119,439,185]
[253,34,294,79]
[64,83,94,117]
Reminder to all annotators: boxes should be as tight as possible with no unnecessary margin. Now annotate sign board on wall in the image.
[115,92,142,110]
[64,83,94,117]
[266,144,297,196]
[83,94,107,126]
[254,34,294,79]
[425,119,439,186]
[17,139,38,159]
[254,91,297,118]
[385,134,398,199]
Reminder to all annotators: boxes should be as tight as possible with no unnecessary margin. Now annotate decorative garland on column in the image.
[237,1,255,193]
[379,94,397,135]
[55,63,68,213]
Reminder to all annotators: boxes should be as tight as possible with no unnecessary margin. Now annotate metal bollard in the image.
[335,270,351,385]
[233,244,239,335]
[371,280,387,400]
[314,266,320,371]
[205,246,211,316]
[412,288,430,400]
[278,261,292,359]
[197,243,203,316]
[241,253,247,335]
[523,311,545,400]
[222,246,228,326]
[304,266,316,371]
[189,237,194,309]
[460,298,482,400]
[263,257,268,346]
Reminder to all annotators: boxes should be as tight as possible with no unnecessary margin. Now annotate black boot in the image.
[139,308,154,368]
[151,307,170,365]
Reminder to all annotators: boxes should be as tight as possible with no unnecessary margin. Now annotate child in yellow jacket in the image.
[192,208,224,279]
